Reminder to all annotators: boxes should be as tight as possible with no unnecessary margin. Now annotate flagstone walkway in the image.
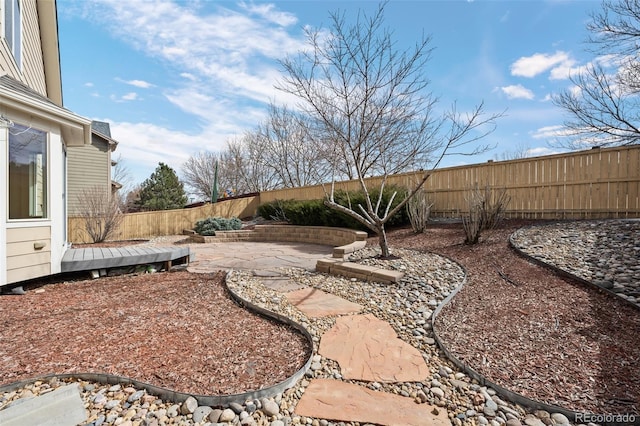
[259,272,447,425]
[186,241,451,425]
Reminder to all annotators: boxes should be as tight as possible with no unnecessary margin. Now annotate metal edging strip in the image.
[0,270,313,408]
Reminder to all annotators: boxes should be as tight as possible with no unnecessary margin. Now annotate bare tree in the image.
[220,135,281,194]
[278,2,501,257]
[499,142,531,160]
[181,151,220,201]
[257,103,331,187]
[112,154,132,192]
[76,186,123,243]
[123,185,142,213]
[553,0,640,148]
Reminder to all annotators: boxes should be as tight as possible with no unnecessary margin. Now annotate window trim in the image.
[7,123,50,222]
[2,0,22,69]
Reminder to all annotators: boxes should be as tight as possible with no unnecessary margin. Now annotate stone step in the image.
[0,384,87,426]
[295,379,450,425]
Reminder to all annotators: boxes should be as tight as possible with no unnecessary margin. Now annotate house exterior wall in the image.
[67,135,112,215]
[20,0,47,95]
[1,110,68,285]
[0,0,48,96]
[0,0,89,286]
[6,226,51,282]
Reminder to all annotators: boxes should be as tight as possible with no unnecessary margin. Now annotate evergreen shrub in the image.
[257,185,409,231]
[194,217,242,236]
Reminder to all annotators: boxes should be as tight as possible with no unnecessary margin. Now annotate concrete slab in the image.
[0,384,87,426]
[295,379,450,426]
[285,287,363,318]
[319,313,429,382]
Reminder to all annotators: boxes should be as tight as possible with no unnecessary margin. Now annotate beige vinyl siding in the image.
[20,0,47,95]
[6,226,51,284]
[0,37,20,77]
[67,138,111,215]
[0,0,47,94]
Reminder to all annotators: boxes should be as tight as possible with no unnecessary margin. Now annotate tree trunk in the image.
[377,224,391,258]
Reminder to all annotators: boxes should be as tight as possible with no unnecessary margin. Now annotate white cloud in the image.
[548,58,579,80]
[108,119,244,185]
[526,146,565,157]
[500,84,535,100]
[180,72,197,81]
[84,82,94,87]
[110,92,139,102]
[238,2,298,26]
[81,0,308,126]
[120,79,155,89]
[122,92,139,101]
[530,125,568,139]
[511,51,573,78]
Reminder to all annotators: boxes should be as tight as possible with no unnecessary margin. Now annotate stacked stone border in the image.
[508,225,640,312]
[0,271,314,408]
[187,224,367,252]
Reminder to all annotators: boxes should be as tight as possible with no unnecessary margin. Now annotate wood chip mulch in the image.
[0,271,310,396]
[385,219,640,414]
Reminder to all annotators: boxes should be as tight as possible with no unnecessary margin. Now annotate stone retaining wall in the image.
[188,225,368,248]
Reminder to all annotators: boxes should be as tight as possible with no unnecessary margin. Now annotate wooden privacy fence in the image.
[68,195,259,243]
[68,145,639,242]
[260,145,640,219]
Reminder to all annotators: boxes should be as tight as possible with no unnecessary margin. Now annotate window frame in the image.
[7,123,50,221]
[2,0,22,69]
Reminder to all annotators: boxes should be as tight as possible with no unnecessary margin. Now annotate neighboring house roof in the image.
[91,120,111,137]
[0,74,91,145]
[91,120,119,151]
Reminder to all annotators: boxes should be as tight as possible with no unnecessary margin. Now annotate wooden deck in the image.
[61,246,192,273]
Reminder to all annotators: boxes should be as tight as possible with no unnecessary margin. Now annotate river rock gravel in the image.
[510,219,640,307]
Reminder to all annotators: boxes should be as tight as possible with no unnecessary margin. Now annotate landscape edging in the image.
[0,272,314,409]
[430,250,583,423]
[508,225,640,312]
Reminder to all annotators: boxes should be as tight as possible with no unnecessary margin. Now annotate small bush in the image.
[194,216,242,236]
[461,184,510,244]
[406,188,434,234]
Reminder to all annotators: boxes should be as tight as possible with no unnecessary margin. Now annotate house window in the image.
[8,124,47,219]
[2,0,21,68]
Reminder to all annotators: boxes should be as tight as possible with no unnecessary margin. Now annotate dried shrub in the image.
[406,188,434,234]
[77,186,123,243]
[462,184,510,244]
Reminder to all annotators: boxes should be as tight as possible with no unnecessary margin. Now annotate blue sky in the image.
[57,0,602,187]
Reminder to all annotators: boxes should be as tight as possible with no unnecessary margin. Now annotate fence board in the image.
[68,145,640,243]
[69,196,259,243]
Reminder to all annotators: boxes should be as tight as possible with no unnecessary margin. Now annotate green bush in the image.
[257,185,409,231]
[194,216,242,236]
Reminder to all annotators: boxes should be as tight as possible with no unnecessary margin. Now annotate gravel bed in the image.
[510,219,640,307]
